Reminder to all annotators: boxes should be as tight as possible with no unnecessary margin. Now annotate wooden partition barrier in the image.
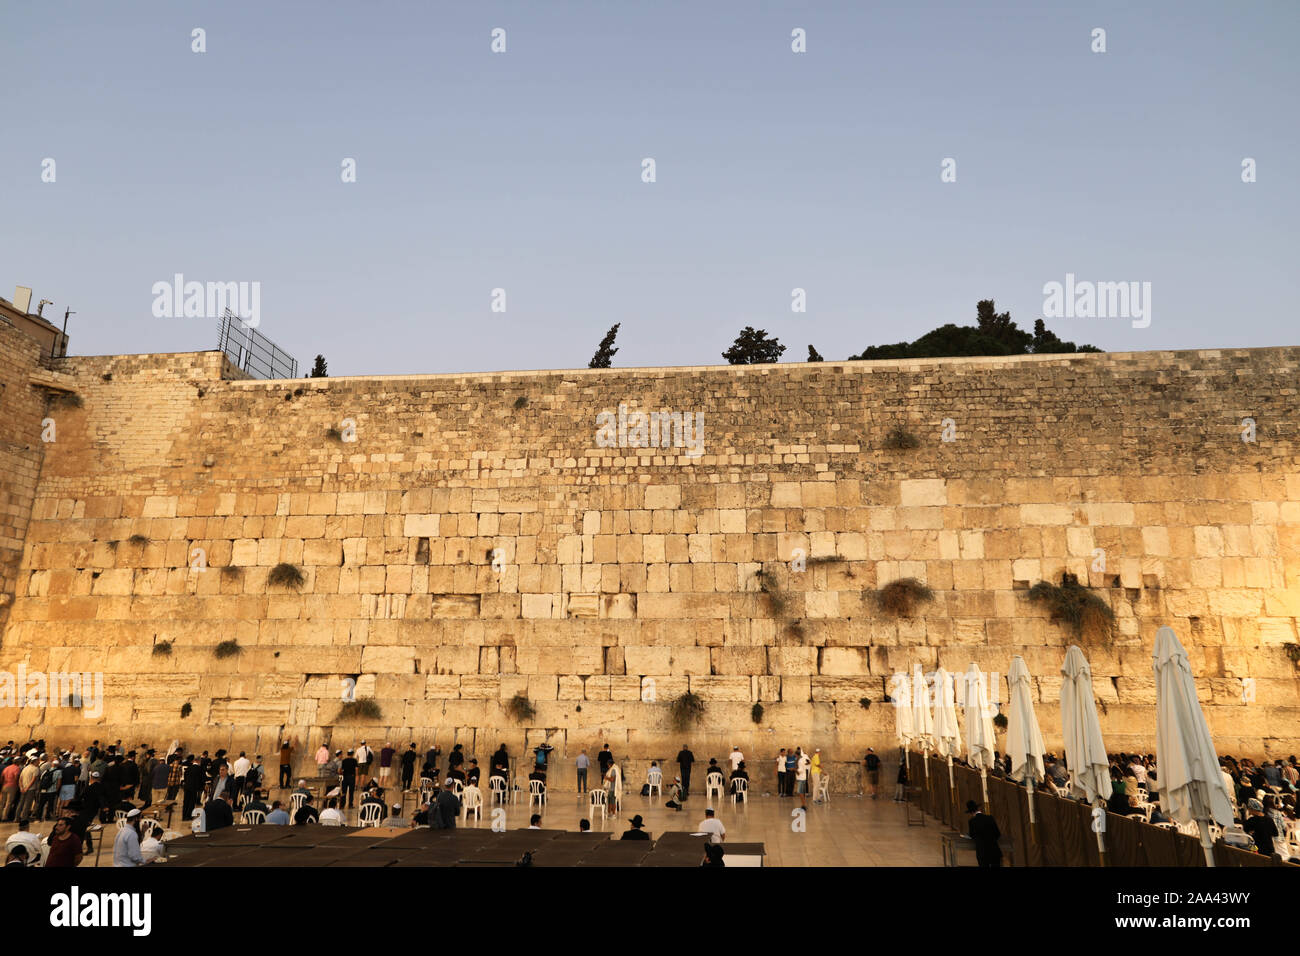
[907,751,1297,867]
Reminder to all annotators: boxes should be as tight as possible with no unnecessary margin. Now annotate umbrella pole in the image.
[1094,798,1108,868]
[947,755,957,824]
[922,746,930,790]
[1027,779,1039,862]
[980,768,989,811]
[1198,819,1216,868]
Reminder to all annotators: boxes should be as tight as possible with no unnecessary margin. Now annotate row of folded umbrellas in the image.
[893,625,1235,865]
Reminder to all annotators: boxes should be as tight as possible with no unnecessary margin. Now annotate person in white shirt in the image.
[319,797,346,826]
[5,822,44,866]
[232,751,252,802]
[140,824,167,863]
[1128,759,1148,786]
[795,748,811,809]
[114,809,146,867]
[696,807,726,844]
[729,747,744,772]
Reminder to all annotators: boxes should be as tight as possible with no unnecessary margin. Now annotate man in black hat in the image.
[340,749,359,809]
[966,800,1001,867]
[620,814,650,840]
[400,743,418,791]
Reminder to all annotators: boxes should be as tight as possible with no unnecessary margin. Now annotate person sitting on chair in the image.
[319,796,346,826]
[729,762,749,802]
[294,794,320,825]
[621,814,650,840]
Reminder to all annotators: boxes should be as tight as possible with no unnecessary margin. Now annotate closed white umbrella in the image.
[1153,625,1234,867]
[963,663,997,808]
[933,666,962,818]
[912,664,935,786]
[892,670,915,778]
[1060,646,1111,803]
[1006,655,1047,845]
[1060,645,1111,864]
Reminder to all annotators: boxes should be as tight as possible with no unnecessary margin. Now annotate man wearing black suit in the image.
[400,744,418,791]
[182,759,206,819]
[100,758,121,814]
[676,745,695,798]
[340,751,359,809]
[204,793,235,831]
[119,752,140,807]
[966,800,1002,867]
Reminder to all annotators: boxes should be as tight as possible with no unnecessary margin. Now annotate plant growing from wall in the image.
[214,640,242,659]
[881,426,920,450]
[220,565,243,580]
[128,534,149,546]
[325,426,343,442]
[993,712,1008,730]
[1284,643,1300,666]
[1026,572,1115,641]
[753,567,789,617]
[51,392,84,410]
[513,395,529,410]
[875,578,934,617]
[751,702,764,724]
[152,640,173,657]
[336,697,382,722]
[180,702,192,718]
[669,692,706,732]
[268,562,305,589]
[504,693,536,723]
[859,697,872,710]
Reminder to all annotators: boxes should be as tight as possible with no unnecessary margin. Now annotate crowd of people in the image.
[15,732,1292,866]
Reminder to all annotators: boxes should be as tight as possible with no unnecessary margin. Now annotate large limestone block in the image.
[688,676,751,701]
[361,645,415,673]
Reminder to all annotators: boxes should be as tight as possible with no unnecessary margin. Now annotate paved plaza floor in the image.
[2,785,947,867]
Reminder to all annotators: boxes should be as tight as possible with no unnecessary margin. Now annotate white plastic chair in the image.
[114,809,130,829]
[529,779,546,809]
[817,776,830,803]
[241,808,266,825]
[705,774,724,803]
[358,802,384,827]
[451,779,465,796]
[320,812,343,827]
[489,776,507,805]
[290,792,308,813]
[731,777,748,806]
[646,766,662,799]
[462,785,483,821]
[589,788,608,820]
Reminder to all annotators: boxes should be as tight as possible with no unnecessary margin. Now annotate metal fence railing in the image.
[216,309,298,380]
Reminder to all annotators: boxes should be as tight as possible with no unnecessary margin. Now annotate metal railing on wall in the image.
[216,310,298,380]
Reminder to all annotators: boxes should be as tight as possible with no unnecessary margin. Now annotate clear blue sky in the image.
[3,0,1297,375]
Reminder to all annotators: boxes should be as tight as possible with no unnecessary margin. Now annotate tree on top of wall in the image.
[848,300,1101,360]
[309,355,328,377]
[589,324,620,369]
[723,327,786,365]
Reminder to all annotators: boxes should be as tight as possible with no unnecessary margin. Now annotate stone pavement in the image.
[1,785,945,867]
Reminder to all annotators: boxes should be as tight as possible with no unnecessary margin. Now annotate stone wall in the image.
[2,345,1299,777]
[0,320,49,633]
